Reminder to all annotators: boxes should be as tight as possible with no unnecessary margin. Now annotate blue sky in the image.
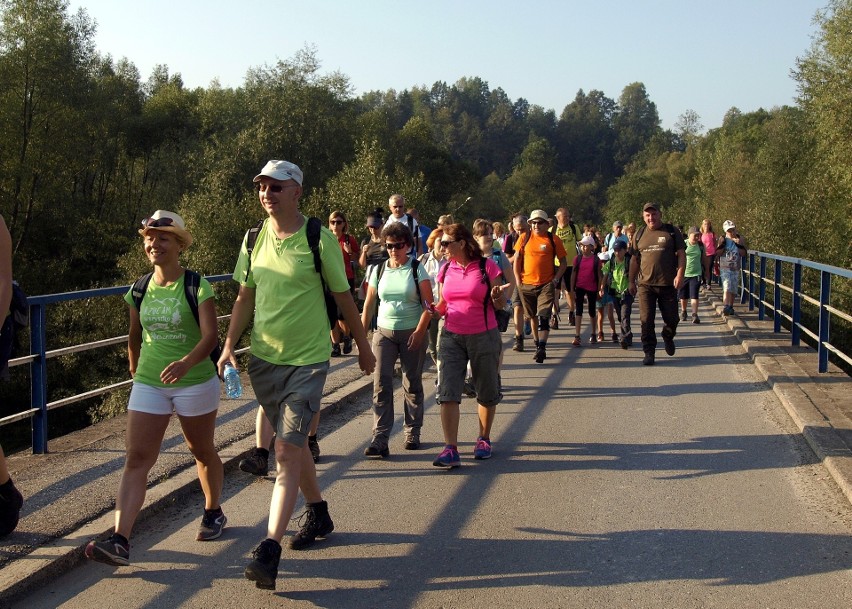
[67,0,827,132]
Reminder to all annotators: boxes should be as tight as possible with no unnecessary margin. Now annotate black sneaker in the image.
[0,480,24,538]
[196,508,227,541]
[308,435,321,463]
[239,447,269,476]
[289,501,334,550]
[512,335,524,352]
[85,533,130,566]
[244,538,281,590]
[620,335,629,350]
[342,336,353,354]
[364,442,389,458]
[681,310,688,322]
[331,343,342,357]
[642,352,655,366]
[692,314,700,324]
[663,337,676,356]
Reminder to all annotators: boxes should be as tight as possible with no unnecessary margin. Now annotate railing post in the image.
[746,253,754,308]
[792,262,802,347]
[758,255,767,320]
[818,270,831,373]
[773,259,782,333]
[30,303,49,453]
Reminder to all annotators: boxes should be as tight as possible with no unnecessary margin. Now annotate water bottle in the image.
[223,363,242,399]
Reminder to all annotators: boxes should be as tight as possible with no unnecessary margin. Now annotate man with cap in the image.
[512,209,568,363]
[219,160,376,590]
[716,220,747,316]
[628,202,686,365]
[603,220,629,252]
[679,226,705,323]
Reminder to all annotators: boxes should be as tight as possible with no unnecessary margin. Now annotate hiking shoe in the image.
[611,333,619,343]
[550,314,559,329]
[308,435,321,463]
[692,314,701,324]
[331,343,342,357]
[342,336,353,354]
[196,508,227,541]
[681,310,688,322]
[524,319,532,335]
[289,501,334,550]
[512,335,524,352]
[664,337,676,356]
[589,334,598,345]
[364,442,389,459]
[572,336,581,347]
[244,538,281,590]
[534,346,546,363]
[620,335,629,350]
[568,311,576,327]
[433,445,461,469]
[474,437,492,460]
[239,447,268,476]
[403,434,421,450]
[463,378,477,398]
[642,352,655,366]
[85,533,130,566]
[0,481,23,538]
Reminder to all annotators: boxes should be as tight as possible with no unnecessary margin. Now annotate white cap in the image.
[253,160,303,185]
[723,220,736,232]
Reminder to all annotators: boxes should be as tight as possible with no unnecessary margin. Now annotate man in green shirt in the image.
[552,207,579,327]
[219,160,375,590]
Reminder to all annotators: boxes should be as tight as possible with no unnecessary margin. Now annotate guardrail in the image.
[742,251,852,373]
[1,274,234,454]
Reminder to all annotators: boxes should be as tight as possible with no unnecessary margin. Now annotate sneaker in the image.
[308,435,321,463]
[642,352,655,366]
[433,445,461,468]
[692,314,700,324]
[239,447,269,476]
[572,336,581,347]
[473,437,492,460]
[611,333,619,343]
[534,346,546,363]
[342,336,353,354]
[568,311,576,327]
[681,310,688,322]
[244,538,281,590]
[196,508,227,541]
[403,434,420,450]
[0,480,24,538]
[597,332,604,342]
[330,343,342,357]
[664,337,676,356]
[512,335,524,352]
[463,378,477,398]
[589,334,598,345]
[550,314,559,330]
[289,501,334,550]
[364,442,389,459]
[85,533,130,566]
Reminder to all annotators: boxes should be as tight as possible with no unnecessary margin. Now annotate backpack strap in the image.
[411,258,423,304]
[130,272,154,313]
[479,257,492,330]
[242,219,266,282]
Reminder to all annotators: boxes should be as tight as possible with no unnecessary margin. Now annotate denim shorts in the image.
[128,376,220,417]
[720,268,740,294]
[437,328,502,407]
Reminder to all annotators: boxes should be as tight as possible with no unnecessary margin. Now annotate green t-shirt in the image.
[370,259,431,330]
[232,216,349,366]
[685,242,702,278]
[123,275,216,387]
[602,256,630,294]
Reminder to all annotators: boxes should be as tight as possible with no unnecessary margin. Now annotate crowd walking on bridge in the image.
[1,158,749,592]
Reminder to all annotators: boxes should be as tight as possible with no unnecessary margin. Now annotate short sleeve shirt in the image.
[553,224,579,267]
[370,259,431,330]
[439,258,503,335]
[634,224,686,286]
[124,274,216,387]
[518,233,568,285]
[232,216,349,366]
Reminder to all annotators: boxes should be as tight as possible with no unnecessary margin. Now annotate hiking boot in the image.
[589,334,598,345]
[403,433,421,450]
[692,314,701,324]
[534,346,546,363]
[308,434,321,463]
[550,314,559,330]
[342,336,353,354]
[239,447,269,476]
[196,508,227,541]
[568,311,576,327]
[433,445,461,469]
[0,480,23,538]
[244,538,281,589]
[512,335,524,352]
[289,501,334,550]
[364,441,389,459]
[463,378,477,398]
[611,333,619,343]
[474,437,492,460]
[681,310,688,322]
[572,335,581,347]
[642,352,655,366]
[664,337,676,356]
[330,343,342,357]
[85,533,130,566]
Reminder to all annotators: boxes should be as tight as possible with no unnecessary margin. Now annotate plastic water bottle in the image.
[223,363,242,399]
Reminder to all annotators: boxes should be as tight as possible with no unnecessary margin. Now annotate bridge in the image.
[1,284,850,608]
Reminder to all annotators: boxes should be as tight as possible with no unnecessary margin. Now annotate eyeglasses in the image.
[329,219,345,225]
[255,183,297,193]
[385,242,407,250]
[439,240,456,248]
[528,220,546,226]
[142,217,174,229]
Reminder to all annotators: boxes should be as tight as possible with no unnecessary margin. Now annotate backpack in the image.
[244,217,339,329]
[437,258,507,331]
[0,281,29,379]
[130,269,222,366]
[375,258,423,304]
[604,253,631,296]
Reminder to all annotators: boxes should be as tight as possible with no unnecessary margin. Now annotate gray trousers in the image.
[371,327,427,445]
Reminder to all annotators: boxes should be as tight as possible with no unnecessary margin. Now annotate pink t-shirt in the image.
[572,254,600,291]
[439,258,503,335]
[701,232,716,255]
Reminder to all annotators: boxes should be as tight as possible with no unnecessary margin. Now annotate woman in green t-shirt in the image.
[85,210,225,568]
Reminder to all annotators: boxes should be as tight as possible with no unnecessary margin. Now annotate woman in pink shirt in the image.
[432,224,508,468]
[700,219,717,288]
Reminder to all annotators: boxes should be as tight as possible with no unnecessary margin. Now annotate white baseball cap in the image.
[253,160,303,185]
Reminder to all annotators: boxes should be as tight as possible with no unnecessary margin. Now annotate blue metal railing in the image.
[743,252,852,373]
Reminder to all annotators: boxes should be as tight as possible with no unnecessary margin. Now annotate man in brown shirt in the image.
[628,202,686,365]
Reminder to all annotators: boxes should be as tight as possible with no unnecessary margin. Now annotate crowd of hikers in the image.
[0,159,747,591]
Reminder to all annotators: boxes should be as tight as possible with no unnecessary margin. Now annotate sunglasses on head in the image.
[142,217,174,229]
[385,242,407,250]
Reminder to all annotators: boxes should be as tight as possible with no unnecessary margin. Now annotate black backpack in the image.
[0,281,29,379]
[244,217,339,329]
[130,269,222,366]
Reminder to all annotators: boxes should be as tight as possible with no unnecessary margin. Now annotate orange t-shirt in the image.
[519,232,568,285]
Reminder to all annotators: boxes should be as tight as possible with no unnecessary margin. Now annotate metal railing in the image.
[742,251,852,373]
[1,274,234,454]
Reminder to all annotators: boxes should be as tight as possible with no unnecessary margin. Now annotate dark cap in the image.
[612,240,627,251]
[642,202,659,212]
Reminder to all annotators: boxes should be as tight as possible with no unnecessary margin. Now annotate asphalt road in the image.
[13,306,852,609]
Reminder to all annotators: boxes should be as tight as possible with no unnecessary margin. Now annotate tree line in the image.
[0,0,849,440]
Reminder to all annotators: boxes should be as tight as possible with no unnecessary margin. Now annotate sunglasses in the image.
[142,217,174,229]
[528,220,546,225]
[329,219,345,225]
[385,242,407,250]
[255,183,297,193]
[439,240,456,248]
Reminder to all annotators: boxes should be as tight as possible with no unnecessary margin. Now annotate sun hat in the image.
[253,160,303,185]
[529,209,549,223]
[723,220,736,232]
[139,210,192,247]
[579,235,596,247]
